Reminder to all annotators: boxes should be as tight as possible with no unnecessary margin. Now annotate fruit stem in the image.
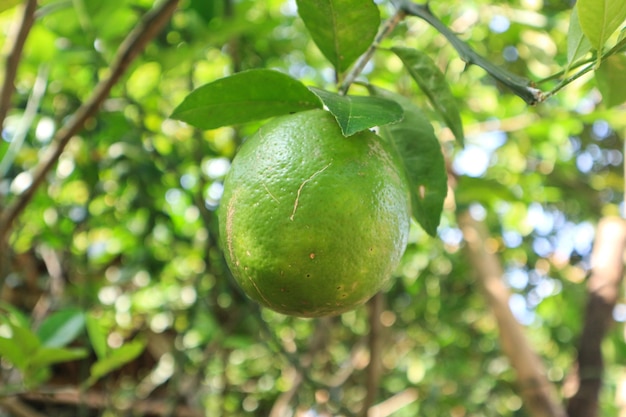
[338,9,406,96]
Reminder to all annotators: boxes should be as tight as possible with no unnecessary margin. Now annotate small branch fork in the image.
[0,0,180,243]
[339,8,406,95]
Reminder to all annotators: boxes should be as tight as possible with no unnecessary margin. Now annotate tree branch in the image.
[0,0,180,243]
[0,0,38,130]
[566,216,626,417]
[395,0,544,105]
[361,292,384,416]
[458,211,567,417]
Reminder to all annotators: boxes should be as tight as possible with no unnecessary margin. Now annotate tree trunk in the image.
[567,216,626,417]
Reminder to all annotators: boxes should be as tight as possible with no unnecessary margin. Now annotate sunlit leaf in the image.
[296,0,379,72]
[37,309,85,348]
[0,336,27,370]
[455,177,519,207]
[29,347,88,368]
[371,87,447,236]
[576,0,626,50]
[392,47,464,145]
[309,88,403,136]
[0,301,30,328]
[10,324,40,356]
[0,0,20,13]
[567,8,592,68]
[85,314,109,360]
[171,69,322,130]
[87,339,146,387]
[596,54,626,107]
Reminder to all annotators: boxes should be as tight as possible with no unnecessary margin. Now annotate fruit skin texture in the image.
[218,109,411,317]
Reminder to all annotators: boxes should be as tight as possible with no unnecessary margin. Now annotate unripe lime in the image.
[219,109,411,317]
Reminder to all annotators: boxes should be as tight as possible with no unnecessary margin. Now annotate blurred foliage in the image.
[0,0,625,416]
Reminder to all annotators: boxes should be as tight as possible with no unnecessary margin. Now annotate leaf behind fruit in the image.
[371,87,448,236]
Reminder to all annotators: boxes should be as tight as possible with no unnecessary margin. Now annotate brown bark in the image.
[361,292,384,416]
[567,216,626,417]
[0,0,37,131]
[458,210,567,417]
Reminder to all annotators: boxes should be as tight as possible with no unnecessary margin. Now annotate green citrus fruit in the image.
[218,109,411,317]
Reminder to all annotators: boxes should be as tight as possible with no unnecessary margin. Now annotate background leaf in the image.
[595,54,626,107]
[0,0,20,13]
[309,88,403,136]
[0,336,27,370]
[576,0,626,50]
[85,313,109,360]
[87,339,146,387]
[296,0,379,72]
[29,347,88,368]
[567,8,592,68]
[170,69,322,130]
[392,47,464,145]
[372,88,447,236]
[37,309,85,348]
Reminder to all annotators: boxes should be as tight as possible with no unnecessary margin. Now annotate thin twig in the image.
[543,36,626,100]
[0,0,180,243]
[339,9,406,95]
[0,65,49,178]
[0,0,38,130]
[541,62,595,101]
[0,397,47,417]
[19,389,203,417]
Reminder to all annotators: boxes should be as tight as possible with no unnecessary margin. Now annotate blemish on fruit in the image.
[309,252,315,259]
[290,162,332,221]
[419,185,426,199]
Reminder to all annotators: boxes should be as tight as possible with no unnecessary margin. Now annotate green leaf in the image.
[0,0,20,13]
[29,347,88,368]
[296,0,380,72]
[37,309,85,348]
[0,301,30,328]
[309,88,403,136]
[576,0,626,50]
[86,339,146,386]
[371,87,447,236]
[85,313,108,360]
[170,69,322,130]
[0,336,27,370]
[567,8,592,68]
[189,0,224,23]
[391,47,464,145]
[596,54,626,107]
[10,324,41,356]
[455,177,519,207]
